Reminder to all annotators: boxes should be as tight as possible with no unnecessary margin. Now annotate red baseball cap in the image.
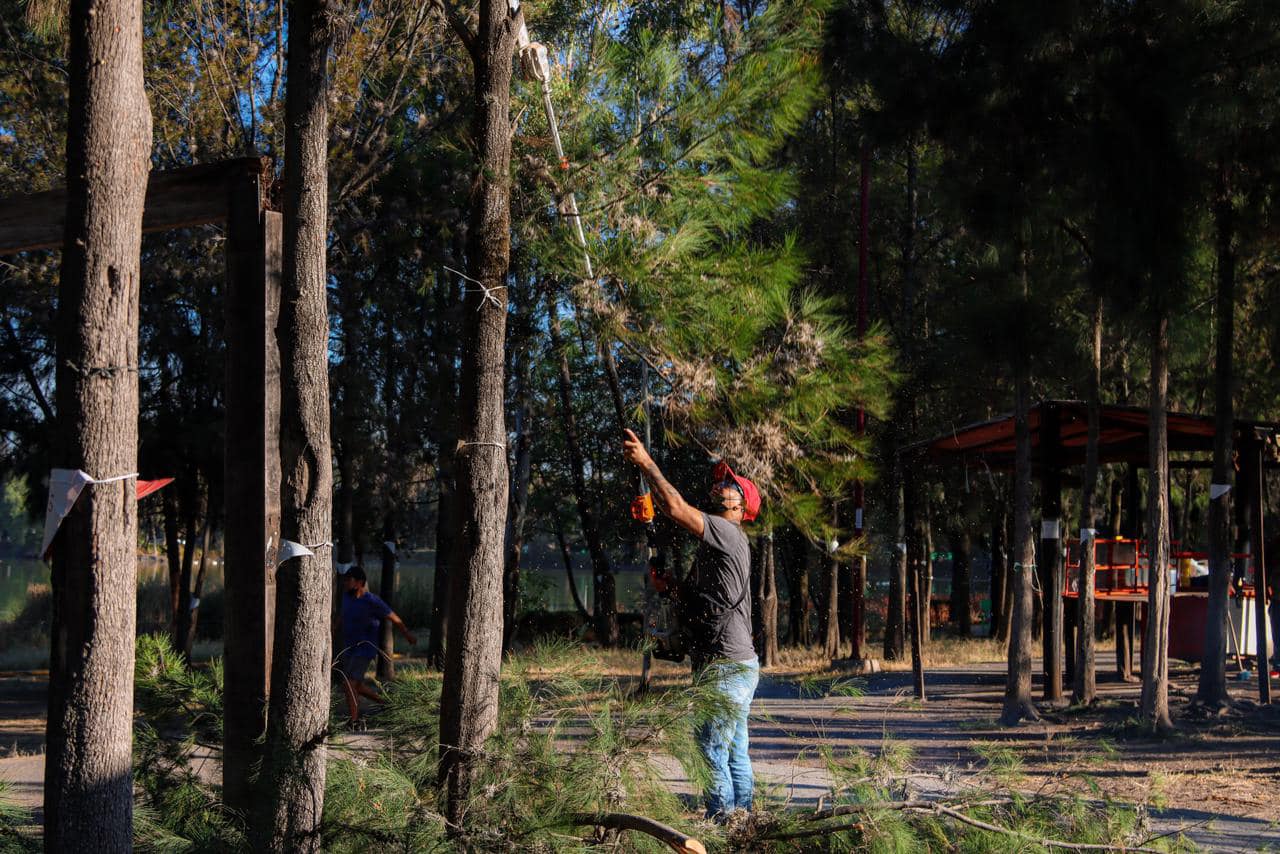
[711,460,761,522]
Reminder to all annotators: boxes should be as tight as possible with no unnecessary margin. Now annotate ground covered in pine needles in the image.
[0,636,1276,850]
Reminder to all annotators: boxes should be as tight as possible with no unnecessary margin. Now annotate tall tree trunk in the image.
[548,296,618,645]
[783,530,809,645]
[950,531,971,636]
[824,553,840,659]
[1074,296,1103,705]
[1141,312,1173,730]
[990,495,1009,643]
[884,469,907,660]
[553,515,593,622]
[44,0,150,847]
[503,343,535,651]
[255,0,335,847]
[175,501,198,654]
[187,516,217,655]
[1197,163,1236,707]
[1001,240,1039,726]
[439,1,518,825]
[377,517,398,680]
[759,531,780,667]
[164,488,182,639]
[427,273,460,668]
[905,471,925,700]
[176,490,207,661]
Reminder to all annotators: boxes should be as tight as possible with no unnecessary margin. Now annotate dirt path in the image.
[2,658,1277,850]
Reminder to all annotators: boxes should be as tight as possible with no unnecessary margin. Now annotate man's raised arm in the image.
[622,428,704,537]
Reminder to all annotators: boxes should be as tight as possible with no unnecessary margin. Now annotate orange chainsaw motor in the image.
[630,492,654,523]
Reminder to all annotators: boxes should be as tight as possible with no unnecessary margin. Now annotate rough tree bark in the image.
[1073,295,1103,705]
[253,0,336,847]
[1197,163,1235,707]
[1001,240,1039,726]
[438,0,519,826]
[548,295,618,645]
[44,0,151,848]
[1140,312,1174,731]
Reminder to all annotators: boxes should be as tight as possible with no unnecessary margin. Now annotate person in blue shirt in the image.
[338,566,416,725]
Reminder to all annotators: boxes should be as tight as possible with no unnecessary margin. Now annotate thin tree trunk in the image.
[951,532,972,637]
[175,503,198,653]
[884,471,907,660]
[1198,163,1235,707]
[164,488,182,639]
[1141,312,1173,730]
[176,493,206,660]
[427,273,460,668]
[824,552,840,659]
[548,296,618,645]
[438,1,518,825]
[553,515,593,622]
[503,344,535,651]
[187,516,216,654]
[783,529,808,645]
[905,471,925,700]
[760,531,780,667]
[378,518,398,680]
[44,0,150,846]
[990,495,1009,643]
[1002,240,1039,726]
[254,0,335,846]
[1074,295,1103,705]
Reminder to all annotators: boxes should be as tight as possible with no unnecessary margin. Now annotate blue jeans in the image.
[694,657,759,818]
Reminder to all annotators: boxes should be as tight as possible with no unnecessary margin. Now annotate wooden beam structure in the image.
[0,157,270,255]
[0,156,283,807]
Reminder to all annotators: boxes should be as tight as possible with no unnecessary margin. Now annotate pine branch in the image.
[571,813,706,854]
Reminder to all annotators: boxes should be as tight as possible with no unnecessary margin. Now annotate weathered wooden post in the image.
[222,159,282,813]
[1037,402,1064,702]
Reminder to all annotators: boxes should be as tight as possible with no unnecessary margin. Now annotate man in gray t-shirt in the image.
[623,429,762,819]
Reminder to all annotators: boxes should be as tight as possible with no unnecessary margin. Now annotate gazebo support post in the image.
[1038,404,1064,702]
[1245,436,1271,704]
[222,171,283,813]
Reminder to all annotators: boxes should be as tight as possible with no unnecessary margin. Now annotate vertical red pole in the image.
[852,140,870,660]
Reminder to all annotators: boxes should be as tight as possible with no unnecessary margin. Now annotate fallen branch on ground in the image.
[760,798,1167,851]
[571,813,706,853]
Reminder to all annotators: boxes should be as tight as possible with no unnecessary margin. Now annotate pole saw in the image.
[516,15,655,547]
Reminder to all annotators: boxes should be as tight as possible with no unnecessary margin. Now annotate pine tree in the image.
[44,0,151,849]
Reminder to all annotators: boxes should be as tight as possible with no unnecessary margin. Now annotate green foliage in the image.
[0,781,37,854]
[521,0,897,547]
[321,639,734,851]
[132,634,244,853]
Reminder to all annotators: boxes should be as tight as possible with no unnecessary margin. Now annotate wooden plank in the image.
[221,172,281,813]
[0,157,269,255]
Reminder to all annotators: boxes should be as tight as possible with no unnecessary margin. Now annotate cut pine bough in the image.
[572,812,706,853]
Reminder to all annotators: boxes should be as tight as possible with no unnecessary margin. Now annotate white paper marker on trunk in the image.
[1209,483,1231,500]
[41,469,138,559]
[277,539,333,563]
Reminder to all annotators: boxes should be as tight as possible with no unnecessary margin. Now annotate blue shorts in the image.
[337,649,374,683]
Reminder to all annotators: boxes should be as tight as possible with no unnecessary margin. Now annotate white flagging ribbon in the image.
[277,539,333,563]
[1210,483,1231,500]
[41,469,138,559]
